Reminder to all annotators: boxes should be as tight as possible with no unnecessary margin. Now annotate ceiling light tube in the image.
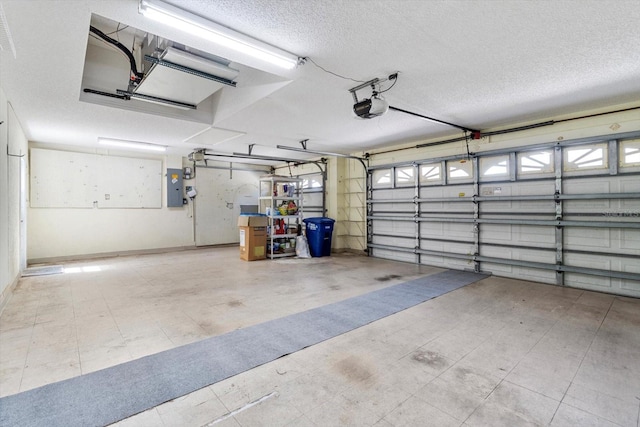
[139,0,301,70]
[98,138,167,152]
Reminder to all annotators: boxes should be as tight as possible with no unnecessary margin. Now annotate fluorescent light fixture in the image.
[98,138,167,152]
[139,0,301,70]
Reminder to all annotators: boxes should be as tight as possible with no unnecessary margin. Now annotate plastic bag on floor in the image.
[296,235,311,258]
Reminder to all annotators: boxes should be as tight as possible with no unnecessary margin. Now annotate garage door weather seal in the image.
[0,269,487,427]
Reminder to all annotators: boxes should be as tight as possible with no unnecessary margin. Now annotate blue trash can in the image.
[303,217,335,257]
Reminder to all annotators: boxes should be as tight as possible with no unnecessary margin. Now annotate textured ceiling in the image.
[1,0,639,163]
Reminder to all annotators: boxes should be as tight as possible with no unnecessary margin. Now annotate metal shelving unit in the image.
[259,176,303,259]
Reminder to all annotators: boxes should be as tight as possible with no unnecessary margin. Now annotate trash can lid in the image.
[303,217,335,224]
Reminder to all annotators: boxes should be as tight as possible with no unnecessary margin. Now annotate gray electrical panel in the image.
[166,168,183,207]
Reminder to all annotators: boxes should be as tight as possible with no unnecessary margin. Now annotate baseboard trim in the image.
[0,273,21,316]
[332,248,368,256]
[26,245,237,265]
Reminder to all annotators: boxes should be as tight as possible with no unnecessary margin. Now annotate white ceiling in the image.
[1,0,639,164]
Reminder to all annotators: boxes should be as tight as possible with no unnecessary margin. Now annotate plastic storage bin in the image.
[303,217,335,257]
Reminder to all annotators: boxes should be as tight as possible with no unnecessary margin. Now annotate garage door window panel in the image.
[518,150,554,176]
[372,169,392,189]
[420,163,442,185]
[447,160,473,182]
[620,139,640,171]
[395,166,416,187]
[480,155,509,181]
[564,143,608,172]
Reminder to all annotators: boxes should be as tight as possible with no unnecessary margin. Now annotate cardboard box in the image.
[237,215,269,227]
[239,226,267,261]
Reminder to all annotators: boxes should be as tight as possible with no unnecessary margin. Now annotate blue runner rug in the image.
[0,269,487,427]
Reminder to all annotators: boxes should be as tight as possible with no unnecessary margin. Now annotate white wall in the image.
[194,164,265,246]
[19,101,640,264]
[0,88,9,307]
[335,157,366,252]
[27,144,194,261]
[0,88,28,310]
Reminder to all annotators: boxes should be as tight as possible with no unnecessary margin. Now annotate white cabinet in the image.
[259,176,303,259]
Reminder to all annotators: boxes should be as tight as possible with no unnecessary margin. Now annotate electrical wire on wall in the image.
[304,56,398,95]
[89,26,138,83]
[89,25,144,85]
[374,73,398,95]
[106,23,129,38]
[464,130,472,161]
[369,105,640,158]
[6,150,25,158]
[304,57,364,83]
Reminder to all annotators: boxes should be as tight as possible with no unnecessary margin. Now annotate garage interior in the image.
[0,1,639,426]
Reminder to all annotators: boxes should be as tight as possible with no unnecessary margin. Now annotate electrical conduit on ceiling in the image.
[89,25,143,83]
[368,105,640,157]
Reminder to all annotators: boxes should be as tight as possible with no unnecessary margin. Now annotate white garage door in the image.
[368,133,640,297]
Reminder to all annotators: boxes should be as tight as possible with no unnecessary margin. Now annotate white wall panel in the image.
[420,256,471,271]
[565,273,612,291]
[564,254,612,270]
[480,262,513,275]
[194,167,261,246]
[372,235,413,248]
[480,224,512,243]
[420,222,444,238]
[479,184,512,212]
[482,260,558,284]
[372,248,415,263]
[620,230,640,251]
[30,149,162,209]
[621,279,640,294]
[425,241,474,256]
[442,223,474,240]
[419,186,445,199]
[513,225,555,245]
[565,227,611,249]
[373,219,414,237]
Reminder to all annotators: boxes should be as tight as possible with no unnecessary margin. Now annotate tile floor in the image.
[0,247,639,426]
